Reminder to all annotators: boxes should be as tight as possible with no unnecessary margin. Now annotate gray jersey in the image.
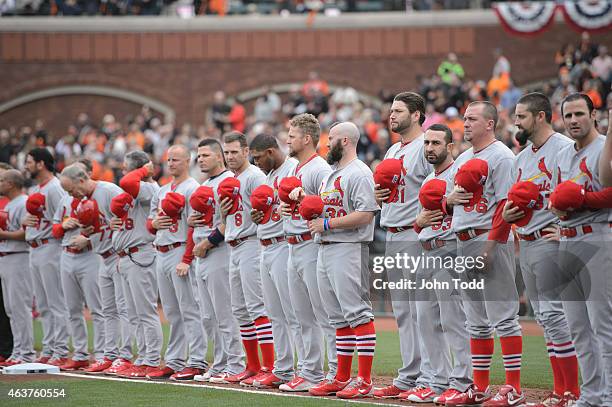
[150,177,200,246]
[448,141,515,232]
[192,170,234,243]
[257,158,298,240]
[380,136,434,228]
[53,195,80,247]
[89,181,124,254]
[224,164,266,241]
[513,133,573,235]
[282,155,332,236]
[0,195,29,252]
[25,177,68,242]
[317,158,378,243]
[112,181,160,251]
[553,135,610,227]
[417,165,455,242]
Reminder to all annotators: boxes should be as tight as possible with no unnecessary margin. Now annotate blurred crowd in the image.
[1,0,506,17]
[1,32,610,189]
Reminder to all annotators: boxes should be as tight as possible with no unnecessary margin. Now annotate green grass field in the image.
[0,320,553,406]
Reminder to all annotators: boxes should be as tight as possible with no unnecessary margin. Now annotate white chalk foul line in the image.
[53,372,418,407]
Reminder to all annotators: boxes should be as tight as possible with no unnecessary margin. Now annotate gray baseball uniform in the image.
[257,157,304,381]
[554,135,611,407]
[283,155,337,383]
[54,195,104,361]
[513,133,576,394]
[447,141,521,339]
[316,158,377,328]
[415,166,472,393]
[224,165,267,330]
[380,136,435,390]
[193,169,245,376]
[150,177,207,371]
[90,181,134,362]
[113,179,161,367]
[25,177,70,360]
[0,194,35,362]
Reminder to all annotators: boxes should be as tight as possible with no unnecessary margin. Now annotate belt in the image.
[27,238,50,248]
[0,251,27,257]
[286,233,313,245]
[117,246,140,258]
[63,242,93,255]
[100,249,115,259]
[320,241,339,245]
[260,236,285,247]
[228,236,254,248]
[387,226,413,233]
[456,228,488,242]
[421,239,447,251]
[155,242,184,253]
[560,224,593,238]
[518,227,553,241]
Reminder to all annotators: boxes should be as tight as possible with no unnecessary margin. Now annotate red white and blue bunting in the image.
[561,0,612,33]
[493,1,557,36]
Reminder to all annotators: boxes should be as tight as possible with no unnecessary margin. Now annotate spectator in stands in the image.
[437,52,465,84]
[228,97,246,133]
[500,78,522,111]
[209,90,231,132]
[575,31,598,65]
[492,47,511,78]
[591,45,611,85]
[302,71,329,99]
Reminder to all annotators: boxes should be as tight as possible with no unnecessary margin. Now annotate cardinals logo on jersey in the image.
[579,157,593,182]
[538,157,553,180]
[333,176,344,199]
[321,176,345,207]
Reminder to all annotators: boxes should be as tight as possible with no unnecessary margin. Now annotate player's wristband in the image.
[207,228,224,246]
[324,218,331,231]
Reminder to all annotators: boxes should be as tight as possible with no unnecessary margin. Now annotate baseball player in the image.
[412,124,473,404]
[59,164,135,374]
[248,134,303,388]
[109,150,162,378]
[22,148,71,366]
[0,163,13,365]
[502,93,579,407]
[216,131,270,385]
[305,122,378,399]
[549,93,612,407]
[0,170,35,366]
[147,144,207,381]
[53,172,103,371]
[443,101,523,407]
[600,108,612,187]
[373,92,434,399]
[278,113,337,391]
[188,138,245,382]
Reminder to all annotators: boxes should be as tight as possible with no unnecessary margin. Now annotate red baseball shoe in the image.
[146,366,175,380]
[60,359,90,371]
[404,386,436,403]
[434,388,463,405]
[532,392,563,407]
[47,357,69,367]
[309,377,350,397]
[445,384,492,406]
[373,384,405,399]
[336,377,373,399]
[35,356,51,364]
[279,376,317,392]
[483,385,525,406]
[170,367,204,381]
[103,358,132,375]
[240,368,270,387]
[84,358,113,373]
[253,371,287,389]
[224,369,258,384]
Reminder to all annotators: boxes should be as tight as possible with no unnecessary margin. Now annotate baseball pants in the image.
[99,254,134,361]
[316,242,374,329]
[519,239,573,345]
[118,245,162,367]
[195,242,245,375]
[260,241,303,381]
[156,244,207,371]
[415,239,472,393]
[558,223,612,407]
[385,229,433,390]
[456,234,522,338]
[287,239,337,383]
[29,240,70,359]
[60,250,105,361]
[228,239,266,325]
[0,252,35,362]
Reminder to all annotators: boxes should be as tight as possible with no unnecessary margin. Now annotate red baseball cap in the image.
[75,199,100,228]
[110,193,134,221]
[278,176,303,213]
[454,158,488,206]
[507,181,540,227]
[217,177,241,215]
[161,192,185,222]
[374,158,403,203]
[251,185,275,225]
[299,195,324,221]
[550,181,585,211]
[189,186,215,227]
[26,192,46,218]
[0,210,8,230]
[418,179,447,211]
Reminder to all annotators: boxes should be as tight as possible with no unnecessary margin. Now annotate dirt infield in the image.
[0,372,551,406]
